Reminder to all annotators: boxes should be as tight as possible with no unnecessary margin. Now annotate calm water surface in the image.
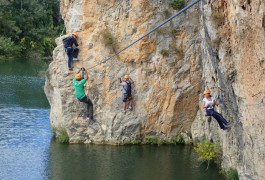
[0,61,224,180]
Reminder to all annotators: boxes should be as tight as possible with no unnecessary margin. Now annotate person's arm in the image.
[214,100,220,106]
[202,101,208,109]
[129,78,134,84]
[74,38,79,47]
[118,78,123,86]
[77,68,81,73]
[84,70,88,80]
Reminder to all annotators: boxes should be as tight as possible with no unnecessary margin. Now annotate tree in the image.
[0,0,63,61]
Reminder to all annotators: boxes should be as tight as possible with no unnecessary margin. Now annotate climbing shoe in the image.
[90,117,95,122]
[69,67,73,71]
[73,58,80,61]
[226,122,233,128]
[88,117,95,125]
[128,106,133,111]
[121,109,126,114]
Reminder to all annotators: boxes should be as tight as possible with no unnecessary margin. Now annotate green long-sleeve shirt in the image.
[73,78,86,99]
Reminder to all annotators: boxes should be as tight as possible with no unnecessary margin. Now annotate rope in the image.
[87,0,201,70]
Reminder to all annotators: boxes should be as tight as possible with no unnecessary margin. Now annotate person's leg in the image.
[122,94,127,113]
[86,97,94,120]
[206,109,214,116]
[72,48,79,58]
[212,111,229,125]
[123,102,126,110]
[66,48,73,69]
[128,96,133,110]
[212,111,227,129]
[78,96,93,119]
[206,109,225,129]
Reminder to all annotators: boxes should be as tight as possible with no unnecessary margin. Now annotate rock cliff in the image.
[44,0,265,179]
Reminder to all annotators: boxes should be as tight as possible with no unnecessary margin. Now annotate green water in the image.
[0,61,225,180]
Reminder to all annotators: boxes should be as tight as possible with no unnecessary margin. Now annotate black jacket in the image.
[63,36,78,48]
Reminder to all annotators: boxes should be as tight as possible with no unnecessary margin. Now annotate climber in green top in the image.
[73,68,94,121]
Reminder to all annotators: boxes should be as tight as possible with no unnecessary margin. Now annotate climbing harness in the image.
[87,0,201,70]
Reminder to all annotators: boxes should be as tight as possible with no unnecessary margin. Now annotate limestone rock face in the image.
[45,0,265,179]
[45,0,202,144]
[191,0,265,180]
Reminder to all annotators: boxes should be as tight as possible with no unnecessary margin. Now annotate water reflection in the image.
[47,143,224,180]
[0,61,49,108]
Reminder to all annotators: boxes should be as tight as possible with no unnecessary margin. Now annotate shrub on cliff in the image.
[168,0,185,10]
[160,49,169,57]
[53,128,69,144]
[101,30,117,50]
[220,168,239,180]
[194,139,222,168]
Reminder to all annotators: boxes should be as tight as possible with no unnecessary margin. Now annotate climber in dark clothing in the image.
[202,90,232,130]
[63,32,79,71]
[73,68,94,122]
[118,75,134,113]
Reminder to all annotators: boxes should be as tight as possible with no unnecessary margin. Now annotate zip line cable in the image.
[87,0,201,70]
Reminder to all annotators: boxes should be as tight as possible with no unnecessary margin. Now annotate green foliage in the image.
[171,134,185,144]
[160,49,169,57]
[168,0,185,10]
[53,128,69,144]
[125,139,142,145]
[101,30,117,50]
[143,136,159,145]
[0,37,21,60]
[220,168,239,180]
[0,0,63,61]
[126,136,188,145]
[194,140,219,163]
[187,132,192,139]
[159,139,172,145]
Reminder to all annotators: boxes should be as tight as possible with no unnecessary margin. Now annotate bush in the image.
[171,134,185,144]
[220,168,239,180]
[125,139,142,145]
[143,136,159,145]
[53,128,69,144]
[194,140,221,168]
[160,49,169,57]
[169,0,185,10]
[101,30,117,50]
[125,137,186,145]
[0,36,21,60]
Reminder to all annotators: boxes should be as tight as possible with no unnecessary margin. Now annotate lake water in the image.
[0,61,224,180]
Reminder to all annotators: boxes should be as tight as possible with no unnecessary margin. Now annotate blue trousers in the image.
[66,48,79,68]
[206,109,228,129]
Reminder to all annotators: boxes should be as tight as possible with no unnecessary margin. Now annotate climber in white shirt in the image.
[202,90,233,130]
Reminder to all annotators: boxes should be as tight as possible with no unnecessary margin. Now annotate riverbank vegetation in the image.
[0,0,63,61]
[194,139,239,180]
[220,168,239,180]
[125,134,186,145]
[53,128,69,144]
